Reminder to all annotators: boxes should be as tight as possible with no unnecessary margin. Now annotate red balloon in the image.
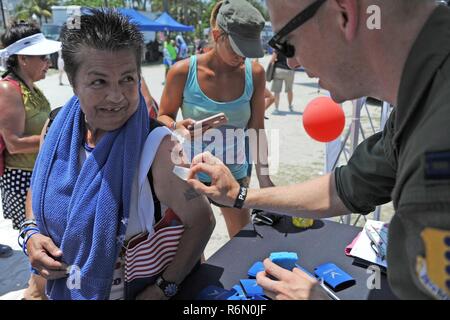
[303,97,345,143]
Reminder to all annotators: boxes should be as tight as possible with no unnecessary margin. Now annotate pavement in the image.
[0,54,393,299]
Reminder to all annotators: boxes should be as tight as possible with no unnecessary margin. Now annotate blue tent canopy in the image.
[117,8,166,32]
[155,12,195,32]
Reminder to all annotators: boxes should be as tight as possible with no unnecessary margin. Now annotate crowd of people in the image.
[0,0,449,301]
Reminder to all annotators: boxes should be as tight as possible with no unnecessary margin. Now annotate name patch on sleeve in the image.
[425,151,450,180]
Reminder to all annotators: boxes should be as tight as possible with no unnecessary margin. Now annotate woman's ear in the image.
[211,28,222,43]
[17,55,27,67]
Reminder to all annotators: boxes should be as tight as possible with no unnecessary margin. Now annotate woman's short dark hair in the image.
[60,8,144,85]
[1,21,41,72]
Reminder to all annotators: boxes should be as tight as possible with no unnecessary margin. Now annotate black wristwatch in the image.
[156,275,179,298]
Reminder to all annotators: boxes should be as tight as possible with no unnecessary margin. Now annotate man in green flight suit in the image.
[186,0,450,299]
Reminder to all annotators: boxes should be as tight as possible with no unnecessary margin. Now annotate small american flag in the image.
[125,209,184,282]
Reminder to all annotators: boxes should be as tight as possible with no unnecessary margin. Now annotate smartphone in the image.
[188,113,228,131]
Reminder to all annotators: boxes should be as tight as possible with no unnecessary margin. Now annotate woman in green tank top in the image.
[0,21,60,299]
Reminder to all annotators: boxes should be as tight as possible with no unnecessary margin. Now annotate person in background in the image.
[170,39,178,61]
[176,35,189,61]
[158,0,274,238]
[270,50,295,113]
[57,49,65,86]
[0,21,61,300]
[264,88,275,113]
[162,39,176,82]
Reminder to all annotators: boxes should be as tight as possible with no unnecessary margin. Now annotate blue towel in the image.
[31,94,149,300]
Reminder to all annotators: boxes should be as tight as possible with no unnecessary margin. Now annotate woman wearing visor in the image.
[0,21,61,299]
[158,0,274,239]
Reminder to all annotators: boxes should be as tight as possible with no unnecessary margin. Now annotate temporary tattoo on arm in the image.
[184,187,201,201]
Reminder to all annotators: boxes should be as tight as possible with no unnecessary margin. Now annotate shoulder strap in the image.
[147,118,166,223]
[245,58,254,97]
[184,55,197,93]
[1,77,22,95]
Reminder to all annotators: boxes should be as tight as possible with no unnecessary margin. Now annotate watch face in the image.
[164,282,178,297]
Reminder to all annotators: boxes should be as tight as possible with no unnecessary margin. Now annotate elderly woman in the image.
[24,9,214,300]
[0,21,61,298]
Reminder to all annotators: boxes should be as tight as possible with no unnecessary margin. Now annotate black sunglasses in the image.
[269,0,327,58]
[39,55,51,61]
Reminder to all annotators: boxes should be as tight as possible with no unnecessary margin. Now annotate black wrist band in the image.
[233,186,248,209]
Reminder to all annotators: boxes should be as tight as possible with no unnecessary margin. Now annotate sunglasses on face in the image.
[269,0,327,58]
[36,55,50,62]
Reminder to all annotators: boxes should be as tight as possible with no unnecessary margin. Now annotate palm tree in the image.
[15,0,59,25]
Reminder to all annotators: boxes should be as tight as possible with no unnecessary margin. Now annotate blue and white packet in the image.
[314,263,355,291]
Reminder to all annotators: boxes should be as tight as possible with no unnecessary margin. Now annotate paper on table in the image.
[349,220,388,269]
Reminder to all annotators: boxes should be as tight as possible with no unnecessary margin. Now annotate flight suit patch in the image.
[425,151,450,180]
[416,228,450,299]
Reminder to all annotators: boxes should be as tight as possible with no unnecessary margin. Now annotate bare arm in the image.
[188,153,349,220]
[157,60,195,133]
[0,82,40,154]
[247,61,274,188]
[149,136,215,285]
[244,173,348,219]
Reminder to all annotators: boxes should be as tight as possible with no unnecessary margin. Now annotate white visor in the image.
[0,33,61,61]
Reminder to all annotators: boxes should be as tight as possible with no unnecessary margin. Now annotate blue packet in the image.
[229,284,248,300]
[269,252,298,270]
[251,294,269,300]
[248,261,265,278]
[314,263,355,290]
[240,279,264,297]
[197,285,238,300]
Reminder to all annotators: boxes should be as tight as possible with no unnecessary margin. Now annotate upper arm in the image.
[0,82,26,141]
[248,62,267,129]
[334,129,396,215]
[151,136,214,227]
[157,60,190,121]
